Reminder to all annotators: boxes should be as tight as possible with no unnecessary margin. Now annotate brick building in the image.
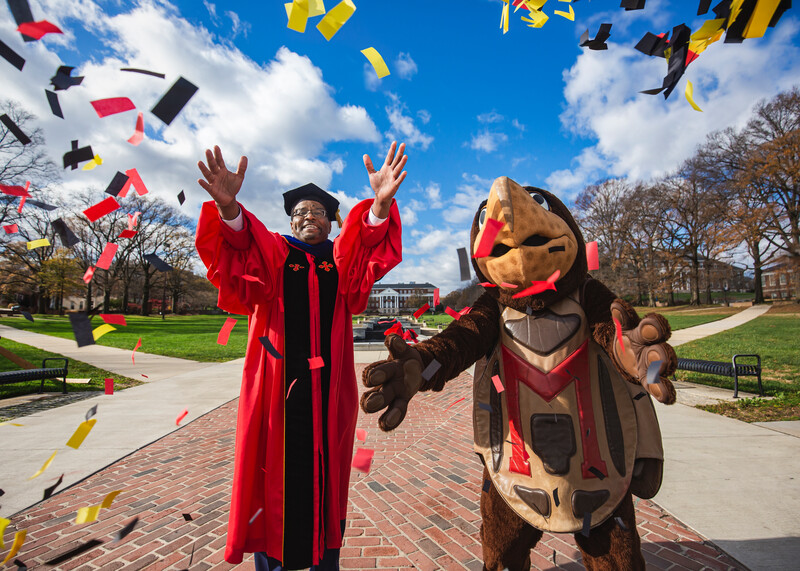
[761,255,799,300]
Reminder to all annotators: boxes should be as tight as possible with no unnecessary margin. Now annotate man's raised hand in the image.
[364,141,408,219]
[197,145,248,219]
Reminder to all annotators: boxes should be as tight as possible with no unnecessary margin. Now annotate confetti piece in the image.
[44,539,103,565]
[413,303,429,319]
[0,113,31,145]
[685,80,703,112]
[286,0,309,33]
[0,38,25,70]
[86,404,98,420]
[444,306,461,320]
[580,23,612,50]
[553,487,560,507]
[132,337,142,364]
[21,311,33,322]
[118,168,149,197]
[554,4,574,21]
[113,517,138,542]
[258,336,283,359]
[511,269,560,298]
[421,359,441,381]
[286,378,299,399]
[75,505,102,524]
[0,184,29,196]
[92,323,116,341]
[383,321,403,336]
[26,238,50,250]
[217,317,237,345]
[45,89,63,118]
[360,47,390,78]
[51,218,80,247]
[356,428,367,442]
[176,408,189,425]
[128,211,141,230]
[248,508,263,525]
[127,111,144,145]
[182,513,193,521]
[500,282,518,288]
[151,77,198,126]
[3,224,19,234]
[634,392,647,400]
[69,313,95,347]
[81,154,103,170]
[66,418,97,449]
[144,253,173,272]
[63,140,95,170]
[50,65,83,90]
[83,197,121,222]
[646,360,663,384]
[83,266,95,284]
[177,190,185,205]
[588,466,606,480]
[95,242,119,270]
[120,67,165,78]
[586,240,599,270]
[16,20,62,40]
[478,402,492,412]
[316,0,356,41]
[491,374,505,393]
[1,530,26,565]
[100,490,122,509]
[433,288,440,306]
[444,397,466,411]
[482,479,491,492]
[104,378,114,395]
[308,356,325,369]
[613,317,625,352]
[479,282,497,287]
[105,171,129,197]
[118,229,137,239]
[29,451,57,479]
[473,218,504,258]
[351,447,374,473]
[457,247,471,281]
[581,511,591,537]
[100,314,127,326]
[459,306,472,316]
[0,517,9,548]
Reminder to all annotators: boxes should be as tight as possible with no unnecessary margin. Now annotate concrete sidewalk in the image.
[668,304,771,347]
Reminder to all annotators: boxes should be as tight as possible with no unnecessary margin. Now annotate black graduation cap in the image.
[0,113,31,144]
[282,183,340,218]
[580,23,612,50]
[63,140,94,170]
[151,77,198,125]
[8,0,36,42]
[105,171,129,197]
[0,38,26,70]
[144,253,173,272]
[50,66,84,90]
[51,218,81,247]
[45,90,63,118]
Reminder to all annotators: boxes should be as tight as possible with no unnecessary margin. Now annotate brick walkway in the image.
[4,367,745,570]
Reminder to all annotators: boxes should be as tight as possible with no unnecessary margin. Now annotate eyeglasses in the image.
[292,208,326,219]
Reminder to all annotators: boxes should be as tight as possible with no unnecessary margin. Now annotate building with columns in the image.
[367,282,437,314]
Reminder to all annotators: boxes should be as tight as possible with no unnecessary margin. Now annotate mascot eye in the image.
[478,207,487,228]
[529,191,550,211]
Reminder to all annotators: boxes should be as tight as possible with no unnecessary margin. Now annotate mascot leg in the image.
[573,491,645,571]
[480,468,543,571]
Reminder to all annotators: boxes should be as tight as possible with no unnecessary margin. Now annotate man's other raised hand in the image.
[198,145,248,220]
[364,141,408,219]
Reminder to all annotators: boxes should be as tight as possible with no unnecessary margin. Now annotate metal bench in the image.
[0,358,70,394]
[675,354,762,398]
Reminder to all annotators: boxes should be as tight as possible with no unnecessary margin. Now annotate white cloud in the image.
[203,1,219,24]
[395,52,418,80]
[363,62,381,91]
[469,129,508,153]
[477,111,504,124]
[444,173,492,224]
[512,118,525,132]
[225,10,250,40]
[0,0,381,232]
[401,205,418,226]
[417,109,431,124]
[385,94,433,150]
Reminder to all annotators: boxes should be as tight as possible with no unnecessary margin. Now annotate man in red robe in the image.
[195,142,407,569]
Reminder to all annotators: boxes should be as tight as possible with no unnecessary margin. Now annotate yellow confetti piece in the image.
[26,238,50,250]
[0,422,23,427]
[500,0,509,34]
[66,418,97,449]
[100,490,123,509]
[286,0,308,33]
[685,81,703,112]
[522,7,549,28]
[308,0,326,17]
[360,47,390,79]
[0,518,9,549]
[554,3,574,21]
[82,154,103,171]
[316,0,356,41]
[92,323,116,341]
[1,529,26,565]
[29,450,57,479]
[75,504,102,524]
[743,0,782,39]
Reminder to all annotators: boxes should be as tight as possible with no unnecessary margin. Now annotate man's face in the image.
[290,199,331,245]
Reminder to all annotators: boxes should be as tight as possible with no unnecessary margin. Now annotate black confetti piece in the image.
[421,359,441,382]
[478,402,492,412]
[45,89,63,118]
[151,77,198,126]
[21,311,33,322]
[121,67,166,79]
[105,171,129,197]
[43,473,64,499]
[697,0,712,15]
[1,113,31,145]
[646,360,663,384]
[482,480,490,493]
[456,247,470,281]
[249,507,263,524]
[68,313,95,347]
[182,513,193,521]
[26,199,57,210]
[113,517,139,543]
[579,23,612,51]
[0,488,5,496]
[552,549,557,566]
[51,218,81,247]
[258,336,284,359]
[50,66,84,91]
[177,190,185,205]
[581,512,592,537]
[7,0,35,42]
[85,404,98,421]
[588,466,606,480]
[615,516,629,531]
[14,559,27,571]
[144,253,173,272]
[634,392,647,400]
[553,488,559,507]
[0,38,25,70]
[63,140,94,170]
[44,539,104,565]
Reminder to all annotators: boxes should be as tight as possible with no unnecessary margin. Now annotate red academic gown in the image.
[196,198,401,564]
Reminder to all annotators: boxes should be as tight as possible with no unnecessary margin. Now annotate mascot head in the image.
[470,176,587,312]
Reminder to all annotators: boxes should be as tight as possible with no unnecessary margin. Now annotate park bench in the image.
[0,308,20,317]
[0,358,70,395]
[674,354,762,399]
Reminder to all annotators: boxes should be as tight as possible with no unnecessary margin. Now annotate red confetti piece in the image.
[104,378,114,395]
[132,337,142,364]
[82,266,95,284]
[352,448,374,473]
[95,242,119,270]
[479,282,497,287]
[491,374,505,393]
[286,378,299,399]
[141,374,148,378]
[308,356,324,369]
[433,288,439,306]
[176,409,188,425]
[242,274,264,285]
[512,270,561,299]
[127,212,140,231]
[17,20,63,40]
[83,197,121,222]
[127,112,144,145]
[586,241,599,271]
[356,428,367,442]
[3,224,19,234]
[0,184,29,197]
[473,218,504,258]
[383,322,403,336]
[413,303,430,319]
[90,97,136,118]
[118,229,137,239]
[118,169,149,197]
[217,317,237,345]
[100,314,127,326]
[444,397,466,411]
[459,306,472,316]
[500,282,518,288]
[444,306,461,320]
[613,317,626,352]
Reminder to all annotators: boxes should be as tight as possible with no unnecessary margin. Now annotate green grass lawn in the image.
[635,306,744,331]
[0,314,247,362]
[0,337,143,401]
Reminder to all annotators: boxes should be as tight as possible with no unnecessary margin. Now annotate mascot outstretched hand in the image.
[361,177,677,570]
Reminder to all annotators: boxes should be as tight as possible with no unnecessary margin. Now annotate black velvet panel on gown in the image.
[281,242,338,569]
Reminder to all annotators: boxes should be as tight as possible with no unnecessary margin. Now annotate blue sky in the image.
[2,0,799,292]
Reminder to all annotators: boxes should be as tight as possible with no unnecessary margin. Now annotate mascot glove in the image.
[361,334,424,431]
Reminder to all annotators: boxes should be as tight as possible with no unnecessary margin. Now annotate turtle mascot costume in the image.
[361,177,678,570]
